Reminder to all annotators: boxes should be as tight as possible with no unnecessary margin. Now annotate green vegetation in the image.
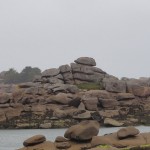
[97,145,111,148]
[1,66,41,84]
[95,144,150,150]
[122,144,150,150]
[76,82,103,90]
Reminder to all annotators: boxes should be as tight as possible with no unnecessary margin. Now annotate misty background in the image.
[0,0,150,78]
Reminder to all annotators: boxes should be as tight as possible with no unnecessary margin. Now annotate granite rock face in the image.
[0,57,150,129]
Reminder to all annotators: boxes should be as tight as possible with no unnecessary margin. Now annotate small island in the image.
[0,57,150,129]
[0,57,150,149]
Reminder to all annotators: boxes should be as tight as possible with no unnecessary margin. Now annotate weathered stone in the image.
[64,120,99,141]
[23,135,46,146]
[103,78,126,93]
[99,99,118,108]
[99,110,119,118]
[74,57,96,66]
[65,84,79,94]
[73,111,91,119]
[47,83,78,93]
[50,93,73,105]
[62,72,74,80]
[91,133,146,148]
[73,73,94,82]
[19,96,38,105]
[19,141,55,150]
[31,105,46,113]
[48,77,64,84]
[104,118,124,127]
[46,104,63,111]
[63,107,79,117]
[127,82,150,97]
[5,107,22,120]
[42,68,60,77]
[48,83,67,93]
[78,102,86,110]
[53,108,67,118]
[55,74,64,80]
[24,87,35,94]
[116,93,135,101]
[0,93,10,104]
[117,126,140,139]
[56,141,71,149]
[0,111,6,122]
[74,80,90,84]
[0,103,10,108]
[71,63,94,74]
[92,67,106,74]
[85,90,111,99]
[55,136,69,142]
[59,64,71,73]
[82,96,98,111]
[73,73,104,83]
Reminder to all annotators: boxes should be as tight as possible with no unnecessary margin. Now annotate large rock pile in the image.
[0,57,150,129]
[34,57,107,84]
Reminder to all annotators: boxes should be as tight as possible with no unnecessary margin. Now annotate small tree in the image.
[19,66,41,83]
[3,68,19,84]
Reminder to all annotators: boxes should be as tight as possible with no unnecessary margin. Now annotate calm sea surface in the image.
[0,126,150,150]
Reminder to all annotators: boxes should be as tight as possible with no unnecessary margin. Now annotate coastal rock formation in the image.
[0,57,150,129]
[18,124,150,150]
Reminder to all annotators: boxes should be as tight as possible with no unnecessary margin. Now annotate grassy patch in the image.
[97,145,111,148]
[122,144,150,150]
[76,83,103,90]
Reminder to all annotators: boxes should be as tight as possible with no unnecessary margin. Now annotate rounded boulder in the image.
[64,120,100,141]
[23,135,46,147]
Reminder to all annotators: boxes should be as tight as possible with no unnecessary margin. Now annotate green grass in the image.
[122,144,150,150]
[76,83,103,90]
[95,144,150,150]
[97,145,111,148]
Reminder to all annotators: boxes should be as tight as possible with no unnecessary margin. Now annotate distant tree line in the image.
[0,66,41,84]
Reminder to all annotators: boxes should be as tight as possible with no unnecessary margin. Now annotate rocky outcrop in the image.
[18,124,150,150]
[0,57,150,129]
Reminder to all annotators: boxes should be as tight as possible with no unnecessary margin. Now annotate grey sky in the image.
[0,0,150,78]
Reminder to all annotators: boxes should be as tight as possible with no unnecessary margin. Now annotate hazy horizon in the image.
[0,0,150,78]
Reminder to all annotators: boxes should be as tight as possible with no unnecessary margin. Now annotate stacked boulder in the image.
[71,57,106,84]
[41,68,64,84]
[34,57,107,85]
[59,64,74,84]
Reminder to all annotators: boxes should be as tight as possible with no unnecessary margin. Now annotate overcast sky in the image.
[0,0,150,78]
